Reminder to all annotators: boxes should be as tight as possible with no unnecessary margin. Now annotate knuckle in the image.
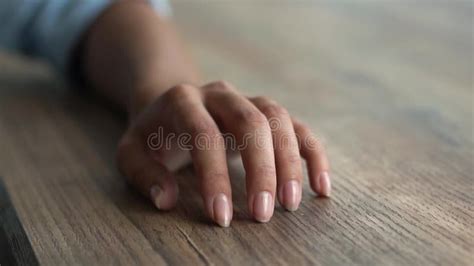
[202,171,228,183]
[260,103,289,118]
[252,96,273,104]
[206,80,234,91]
[255,164,277,179]
[166,84,195,101]
[285,152,302,164]
[233,108,268,128]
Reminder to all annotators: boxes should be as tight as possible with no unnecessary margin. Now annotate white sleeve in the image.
[0,0,172,73]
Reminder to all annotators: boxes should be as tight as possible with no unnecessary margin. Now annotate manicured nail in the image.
[150,185,164,209]
[282,180,301,211]
[319,172,331,197]
[213,193,231,227]
[253,191,273,223]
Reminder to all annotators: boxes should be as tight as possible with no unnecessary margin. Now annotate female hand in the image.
[116,81,331,227]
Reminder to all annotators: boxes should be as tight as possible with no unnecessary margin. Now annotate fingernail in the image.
[319,172,331,197]
[150,185,163,209]
[213,193,231,227]
[253,191,273,223]
[282,180,301,211]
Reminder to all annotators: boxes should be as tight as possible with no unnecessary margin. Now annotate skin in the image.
[81,0,331,227]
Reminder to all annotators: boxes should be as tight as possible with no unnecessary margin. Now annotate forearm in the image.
[82,1,200,117]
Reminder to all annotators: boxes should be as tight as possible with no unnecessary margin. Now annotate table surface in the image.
[0,1,472,265]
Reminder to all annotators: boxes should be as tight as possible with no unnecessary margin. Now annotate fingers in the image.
[292,118,331,197]
[117,132,178,210]
[165,84,233,227]
[250,97,303,211]
[204,81,276,223]
[121,79,330,227]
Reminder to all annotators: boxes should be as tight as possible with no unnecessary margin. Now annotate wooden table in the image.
[0,1,472,265]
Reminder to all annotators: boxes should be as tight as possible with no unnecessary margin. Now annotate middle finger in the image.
[250,96,303,211]
[204,82,276,223]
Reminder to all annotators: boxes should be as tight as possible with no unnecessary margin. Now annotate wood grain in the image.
[0,178,38,266]
[0,1,472,265]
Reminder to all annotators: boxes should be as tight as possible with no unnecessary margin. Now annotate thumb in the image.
[117,132,178,210]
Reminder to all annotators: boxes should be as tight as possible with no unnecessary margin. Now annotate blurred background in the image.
[170,0,472,138]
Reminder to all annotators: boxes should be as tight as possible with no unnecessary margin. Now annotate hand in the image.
[116,81,331,227]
